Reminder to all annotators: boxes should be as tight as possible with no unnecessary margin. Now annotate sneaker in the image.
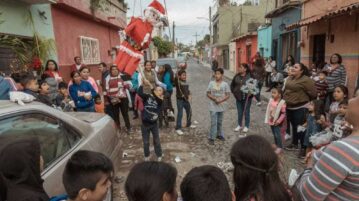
[256,102,262,106]
[285,144,298,151]
[234,126,241,132]
[157,157,162,162]
[168,111,175,117]
[190,125,197,129]
[208,139,215,145]
[144,157,150,162]
[216,136,225,141]
[176,129,184,135]
[285,133,291,141]
[193,120,199,125]
[242,127,249,133]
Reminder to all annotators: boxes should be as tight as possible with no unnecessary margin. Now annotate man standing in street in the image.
[207,68,230,145]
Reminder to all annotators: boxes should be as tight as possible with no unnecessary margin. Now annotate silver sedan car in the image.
[0,101,121,200]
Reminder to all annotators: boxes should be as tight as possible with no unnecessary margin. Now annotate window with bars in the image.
[80,36,101,65]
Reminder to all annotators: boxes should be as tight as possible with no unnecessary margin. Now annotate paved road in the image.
[113,60,303,200]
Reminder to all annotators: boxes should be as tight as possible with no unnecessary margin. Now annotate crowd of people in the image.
[0,52,358,201]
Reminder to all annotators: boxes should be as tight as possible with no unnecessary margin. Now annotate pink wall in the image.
[51,6,122,81]
[303,0,358,18]
[235,35,258,72]
[300,14,359,95]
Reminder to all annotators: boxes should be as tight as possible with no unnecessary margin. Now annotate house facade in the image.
[211,0,275,70]
[0,0,57,74]
[232,32,258,73]
[287,0,359,94]
[257,24,273,59]
[51,0,126,80]
[265,0,301,70]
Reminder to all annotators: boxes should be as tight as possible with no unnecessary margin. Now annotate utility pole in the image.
[209,6,212,62]
[193,32,199,46]
[172,21,176,58]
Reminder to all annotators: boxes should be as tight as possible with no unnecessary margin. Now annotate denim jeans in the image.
[141,123,162,157]
[287,108,308,148]
[236,97,252,128]
[271,125,283,148]
[209,111,224,140]
[176,98,192,130]
[255,81,263,102]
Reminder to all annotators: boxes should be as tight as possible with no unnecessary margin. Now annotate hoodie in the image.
[0,137,49,201]
[137,86,163,125]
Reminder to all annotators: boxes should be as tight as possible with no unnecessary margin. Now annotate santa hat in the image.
[145,0,166,16]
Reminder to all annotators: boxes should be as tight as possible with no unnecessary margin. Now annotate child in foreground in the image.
[62,150,113,201]
[125,162,178,201]
[138,79,164,162]
[265,87,286,151]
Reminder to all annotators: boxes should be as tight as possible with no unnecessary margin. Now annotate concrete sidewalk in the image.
[200,61,271,102]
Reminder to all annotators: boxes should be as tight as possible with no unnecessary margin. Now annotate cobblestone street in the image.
[113,60,304,200]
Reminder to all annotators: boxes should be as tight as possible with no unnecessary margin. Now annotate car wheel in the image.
[103,185,113,201]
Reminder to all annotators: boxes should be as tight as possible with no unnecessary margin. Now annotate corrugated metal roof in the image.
[286,2,359,30]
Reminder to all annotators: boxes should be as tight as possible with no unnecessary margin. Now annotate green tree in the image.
[152,36,174,57]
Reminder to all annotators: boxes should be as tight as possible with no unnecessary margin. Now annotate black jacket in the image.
[137,86,163,125]
[0,138,49,201]
[174,77,190,100]
[230,73,252,100]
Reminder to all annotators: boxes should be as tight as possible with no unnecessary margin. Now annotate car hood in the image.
[66,112,106,123]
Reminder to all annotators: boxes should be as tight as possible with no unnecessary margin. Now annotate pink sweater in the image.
[265,99,286,126]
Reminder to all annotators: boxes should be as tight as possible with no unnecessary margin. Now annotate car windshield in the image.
[157,59,177,69]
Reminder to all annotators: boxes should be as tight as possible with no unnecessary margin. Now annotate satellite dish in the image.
[279,23,286,31]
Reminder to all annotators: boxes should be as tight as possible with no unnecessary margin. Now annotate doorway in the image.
[312,34,326,68]
[246,45,252,64]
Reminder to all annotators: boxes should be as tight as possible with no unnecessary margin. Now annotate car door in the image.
[0,112,82,196]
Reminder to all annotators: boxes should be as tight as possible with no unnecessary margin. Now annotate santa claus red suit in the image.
[115,0,166,76]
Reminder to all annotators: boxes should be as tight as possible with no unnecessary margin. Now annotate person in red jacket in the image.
[70,56,86,73]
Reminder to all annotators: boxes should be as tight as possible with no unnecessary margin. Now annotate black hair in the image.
[214,68,224,75]
[11,72,22,83]
[62,150,114,200]
[38,79,48,89]
[109,65,119,75]
[74,56,81,62]
[330,53,343,64]
[99,62,107,67]
[79,66,90,73]
[125,162,177,201]
[231,135,291,201]
[20,73,37,87]
[94,94,101,101]
[144,60,152,66]
[310,99,325,120]
[286,55,295,65]
[240,63,251,75]
[58,82,68,90]
[45,60,59,71]
[177,69,186,76]
[272,87,283,97]
[163,64,174,83]
[339,99,349,106]
[181,165,232,201]
[318,70,328,76]
[41,73,51,80]
[70,71,80,79]
[334,84,349,100]
[297,63,311,77]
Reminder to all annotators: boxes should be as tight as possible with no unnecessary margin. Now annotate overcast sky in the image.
[127,0,246,45]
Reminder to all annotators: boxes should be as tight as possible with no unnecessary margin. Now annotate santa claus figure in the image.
[115,0,166,76]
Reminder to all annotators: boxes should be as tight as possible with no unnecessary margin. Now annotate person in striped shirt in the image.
[298,96,359,201]
[323,53,347,111]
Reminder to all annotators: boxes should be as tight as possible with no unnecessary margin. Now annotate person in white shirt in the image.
[265,56,276,88]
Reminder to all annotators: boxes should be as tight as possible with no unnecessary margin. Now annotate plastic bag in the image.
[9,91,36,106]
[309,129,333,147]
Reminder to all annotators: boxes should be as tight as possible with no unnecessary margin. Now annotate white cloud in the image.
[127,0,246,44]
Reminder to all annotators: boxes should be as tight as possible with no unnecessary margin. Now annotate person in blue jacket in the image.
[69,71,97,112]
[161,64,175,116]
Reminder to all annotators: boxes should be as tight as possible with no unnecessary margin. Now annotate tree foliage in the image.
[152,36,173,57]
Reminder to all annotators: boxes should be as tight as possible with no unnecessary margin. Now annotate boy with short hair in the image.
[21,73,39,99]
[37,79,53,106]
[315,71,329,101]
[137,81,164,162]
[207,68,230,145]
[180,165,234,201]
[56,82,75,112]
[62,150,114,201]
[174,70,196,136]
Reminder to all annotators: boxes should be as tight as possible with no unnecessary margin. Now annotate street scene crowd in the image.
[0,50,359,201]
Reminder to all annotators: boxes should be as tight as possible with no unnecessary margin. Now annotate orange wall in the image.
[235,35,258,72]
[300,14,359,95]
[303,0,358,18]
